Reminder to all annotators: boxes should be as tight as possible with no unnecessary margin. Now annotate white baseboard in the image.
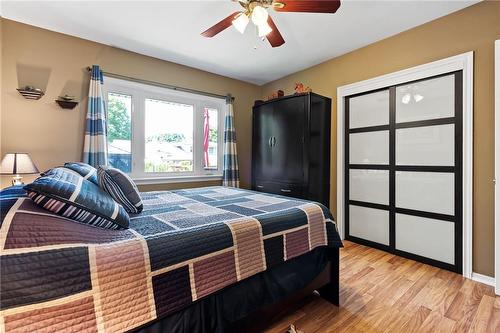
[471,272,496,287]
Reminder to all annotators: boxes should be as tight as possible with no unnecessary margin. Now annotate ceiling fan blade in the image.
[273,0,341,13]
[266,16,285,48]
[201,12,240,37]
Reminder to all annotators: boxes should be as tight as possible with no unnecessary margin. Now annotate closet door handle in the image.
[268,137,273,147]
[272,136,277,147]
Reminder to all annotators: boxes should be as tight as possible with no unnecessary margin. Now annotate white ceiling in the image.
[1,0,479,85]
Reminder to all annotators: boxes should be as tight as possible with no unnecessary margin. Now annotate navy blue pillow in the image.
[24,168,129,229]
[98,166,143,214]
[63,162,99,185]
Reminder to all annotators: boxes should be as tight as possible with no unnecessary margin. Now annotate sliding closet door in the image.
[346,89,391,248]
[345,71,462,273]
[394,73,462,272]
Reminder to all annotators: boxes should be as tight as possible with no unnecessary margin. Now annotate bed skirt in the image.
[131,247,330,333]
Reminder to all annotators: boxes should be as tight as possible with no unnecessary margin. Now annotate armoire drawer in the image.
[253,181,304,199]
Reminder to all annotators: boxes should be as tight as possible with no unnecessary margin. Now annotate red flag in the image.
[203,108,210,168]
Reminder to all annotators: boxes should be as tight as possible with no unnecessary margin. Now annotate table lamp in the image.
[0,153,39,185]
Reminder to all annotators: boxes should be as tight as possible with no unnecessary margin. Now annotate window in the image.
[145,99,194,173]
[103,77,225,183]
[107,93,132,173]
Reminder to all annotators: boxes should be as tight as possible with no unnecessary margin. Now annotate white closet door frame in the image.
[337,52,474,278]
[494,40,500,295]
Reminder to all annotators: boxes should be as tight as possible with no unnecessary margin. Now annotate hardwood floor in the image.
[260,241,499,333]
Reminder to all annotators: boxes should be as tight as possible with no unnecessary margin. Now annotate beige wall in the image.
[2,2,499,276]
[0,19,3,153]
[262,1,500,276]
[0,19,261,190]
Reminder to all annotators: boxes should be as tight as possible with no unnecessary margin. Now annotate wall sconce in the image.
[55,95,79,109]
[17,86,45,100]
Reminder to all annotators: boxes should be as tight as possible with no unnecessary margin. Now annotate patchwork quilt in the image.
[0,186,341,333]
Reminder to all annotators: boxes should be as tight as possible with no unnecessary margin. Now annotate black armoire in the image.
[252,93,331,207]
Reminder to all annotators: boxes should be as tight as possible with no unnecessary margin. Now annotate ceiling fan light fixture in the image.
[201,0,342,48]
[232,12,249,34]
[414,94,424,102]
[402,93,411,104]
[251,5,269,26]
[257,21,273,37]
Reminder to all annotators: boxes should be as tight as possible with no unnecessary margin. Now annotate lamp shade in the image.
[257,21,273,37]
[0,153,39,175]
[232,12,249,34]
[251,5,268,26]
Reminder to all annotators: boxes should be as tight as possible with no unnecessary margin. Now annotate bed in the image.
[0,186,342,333]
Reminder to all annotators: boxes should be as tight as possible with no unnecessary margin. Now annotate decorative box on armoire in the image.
[252,92,331,207]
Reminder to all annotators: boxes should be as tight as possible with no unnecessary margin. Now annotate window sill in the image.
[132,174,223,185]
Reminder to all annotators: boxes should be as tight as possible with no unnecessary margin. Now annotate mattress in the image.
[0,186,341,333]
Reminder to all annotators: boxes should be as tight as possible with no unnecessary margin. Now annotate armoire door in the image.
[272,96,306,183]
[345,71,463,273]
[253,103,275,181]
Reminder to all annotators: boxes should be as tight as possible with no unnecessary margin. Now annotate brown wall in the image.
[2,2,499,276]
[0,19,261,190]
[262,1,500,276]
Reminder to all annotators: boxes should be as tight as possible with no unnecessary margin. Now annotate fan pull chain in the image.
[253,25,267,50]
[254,25,259,49]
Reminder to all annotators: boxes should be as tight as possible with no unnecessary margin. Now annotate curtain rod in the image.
[86,67,234,102]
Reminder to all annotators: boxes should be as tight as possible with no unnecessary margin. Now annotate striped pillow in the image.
[63,162,99,185]
[97,166,143,214]
[24,168,129,229]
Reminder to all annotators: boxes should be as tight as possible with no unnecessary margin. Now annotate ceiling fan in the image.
[201,0,341,48]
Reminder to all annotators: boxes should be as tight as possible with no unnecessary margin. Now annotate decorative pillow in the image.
[42,165,87,179]
[97,165,143,214]
[24,167,129,229]
[63,162,99,185]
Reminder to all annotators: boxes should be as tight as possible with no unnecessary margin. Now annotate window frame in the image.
[102,76,225,184]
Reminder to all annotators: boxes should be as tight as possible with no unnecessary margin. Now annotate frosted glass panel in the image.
[396,75,455,123]
[349,169,389,205]
[350,131,389,164]
[349,90,389,128]
[396,124,454,166]
[396,171,454,215]
[396,214,454,264]
[349,205,389,245]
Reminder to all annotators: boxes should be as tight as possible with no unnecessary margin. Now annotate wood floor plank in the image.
[468,295,495,333]
[437,273,466,316]
[346,266,374,283]
[486,297,500,332]
[293,298,338,333]
[418,310,447,333]
[434,317,457,333]
[427,273,464,314]
[257,241,499,333]
[393,264,439,309]
[321,293,374,333]
[399,305,432,333]
[445,291,467,321]
[263,309,306,333]
[454,284,492,333]
[337,276,414,332]
[380,268,438,333]
[402,261,427,282]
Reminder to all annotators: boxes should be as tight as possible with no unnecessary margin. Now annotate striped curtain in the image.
[222,97,240,187]
[83,65,108,167]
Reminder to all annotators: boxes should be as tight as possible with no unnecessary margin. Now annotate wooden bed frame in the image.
[231,247,340,331]
[318,247,341,305]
